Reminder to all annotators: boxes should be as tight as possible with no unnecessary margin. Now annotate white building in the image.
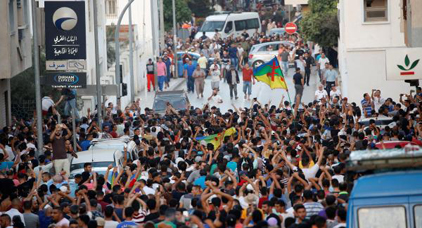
[338,0,422,105]
[104,0,160,109]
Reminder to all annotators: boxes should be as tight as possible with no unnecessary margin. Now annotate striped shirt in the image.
[304,202,324,219]
[361,99,373,116]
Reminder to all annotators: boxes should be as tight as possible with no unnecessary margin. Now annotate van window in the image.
[246,18,260,29]
[415,205,422,228]
[358,206,407,228]
[200,21,225,32]
[235,20,246,31]
[224,21,233,33]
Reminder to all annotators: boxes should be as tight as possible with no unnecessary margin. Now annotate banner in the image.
[45,1,86,60]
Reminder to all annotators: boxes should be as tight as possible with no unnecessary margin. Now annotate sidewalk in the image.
[135,77,186,109]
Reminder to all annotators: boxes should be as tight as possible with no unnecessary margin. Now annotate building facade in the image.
[338,0,422,104]
[0,0,33,127]
[105,0,160,109]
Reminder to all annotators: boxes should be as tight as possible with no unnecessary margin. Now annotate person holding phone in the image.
[50,124,72,177]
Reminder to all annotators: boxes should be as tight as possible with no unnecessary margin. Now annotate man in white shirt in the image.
[330,86,342,101]
[318,53,330,82]
[207,88,223,108]
[372,89,385,113]
[42,94,57,116]
[6,199,25,226]
[315,85,328,101]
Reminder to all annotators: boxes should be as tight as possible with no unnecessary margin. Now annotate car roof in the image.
[206,12,259,21]
[350,170,422,199]
[358,117,393,122]
[251,41,294,49]
[71,149,117,164]
[91,139,127,146]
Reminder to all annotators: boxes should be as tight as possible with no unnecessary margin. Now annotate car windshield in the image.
[200,21,225,32]
[70,162,113,172]
[92,144,124,150]
[359,119,393,126]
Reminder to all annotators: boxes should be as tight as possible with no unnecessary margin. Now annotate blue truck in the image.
[346,148,422,228]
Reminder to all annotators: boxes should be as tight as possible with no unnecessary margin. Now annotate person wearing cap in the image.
[146,58,155,92]
[156,57,167,92]
[193,65,206,99]
[226,65,240,100]
[184,59,196,93]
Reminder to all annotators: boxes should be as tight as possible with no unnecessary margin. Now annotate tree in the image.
[188,0,213,18]
[163,0,192,31]
[300,0,339,48]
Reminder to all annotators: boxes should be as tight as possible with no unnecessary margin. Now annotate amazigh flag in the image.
[196,127,237,150]
[253,57,288,90]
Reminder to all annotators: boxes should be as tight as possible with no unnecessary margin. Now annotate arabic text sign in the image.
[46,60,86,71]
[45,1,86,60]
[386,48,422,80]
[46,60,68,71]
[45,72,87,88]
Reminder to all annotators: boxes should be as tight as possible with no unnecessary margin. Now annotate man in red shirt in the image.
[240,63,255,100]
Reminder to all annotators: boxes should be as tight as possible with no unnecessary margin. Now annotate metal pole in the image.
[172,0,178,78]
[93,0,103,130]
[159,0,165,53]
[115,0,136,101]
[71,107,77,152]
[32,0,43,153]
[129,0,135,102]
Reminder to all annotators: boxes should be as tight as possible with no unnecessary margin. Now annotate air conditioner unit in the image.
[18,27,25,41]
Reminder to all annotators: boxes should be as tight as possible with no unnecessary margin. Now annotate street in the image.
[177,66,319,112]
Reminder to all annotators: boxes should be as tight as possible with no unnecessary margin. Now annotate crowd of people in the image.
[2,79,422,228]
[3,2,419,228]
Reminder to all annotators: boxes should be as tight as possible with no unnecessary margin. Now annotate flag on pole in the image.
[253,57,288,90]
[196,127,237,150]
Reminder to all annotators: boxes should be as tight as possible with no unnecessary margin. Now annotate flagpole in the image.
[275,55,293,106]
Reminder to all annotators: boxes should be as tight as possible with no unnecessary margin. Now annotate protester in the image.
[156,57,167,92]
[192,65,206,99]
[226,65,240,100]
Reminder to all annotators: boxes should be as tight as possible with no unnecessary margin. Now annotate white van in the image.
[196,12,261,40]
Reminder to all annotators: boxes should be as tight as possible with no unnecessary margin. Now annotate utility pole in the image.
[93,0,102,129]
[32,0,43,153]
[129,0,135,102]
[172,0,178,77]
[115,0,135,102]
[159,0,165,53]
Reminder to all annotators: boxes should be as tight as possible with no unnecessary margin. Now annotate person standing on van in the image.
[226,65,240,100]
[228,44,239,70]
[156,57,167,92]
[184,59,196,93]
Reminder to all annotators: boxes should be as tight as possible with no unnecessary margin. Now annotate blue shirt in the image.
[117,221,138,228]
[361,99,373,115]
[80,140,91,151]
[184,63,196,77]
[228,47,238,58]
[226,161,237,172]
[324,69,338,82]
[194,176,206,189]
[0,161,14,171]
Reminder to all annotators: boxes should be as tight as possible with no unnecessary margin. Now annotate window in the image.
[415,205,422,228]
[358,206,407,228]
[235,20,246,31]
[246,18,260,29]
[200,21,225,32]
[224,21,233,33]
[9,0,15,34]
[364,0,388,22]
[106,0,116,16]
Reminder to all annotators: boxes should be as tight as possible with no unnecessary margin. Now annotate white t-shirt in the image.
[211,70,220,82]
[208,95,223,108]
[373,97,385,112]
[330,89,342,99]
[315,89,328,100]
[301,164,320,180]
[104,220,119,228]
[332,174,344,183]
[318,57,330,70]
[295,59,305,72]
[56,218,69,227]
[41,96,55,111]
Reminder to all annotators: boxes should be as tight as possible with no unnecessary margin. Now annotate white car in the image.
[358,117,395,130]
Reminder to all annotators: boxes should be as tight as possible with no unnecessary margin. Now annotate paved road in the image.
[176,66,320,112]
